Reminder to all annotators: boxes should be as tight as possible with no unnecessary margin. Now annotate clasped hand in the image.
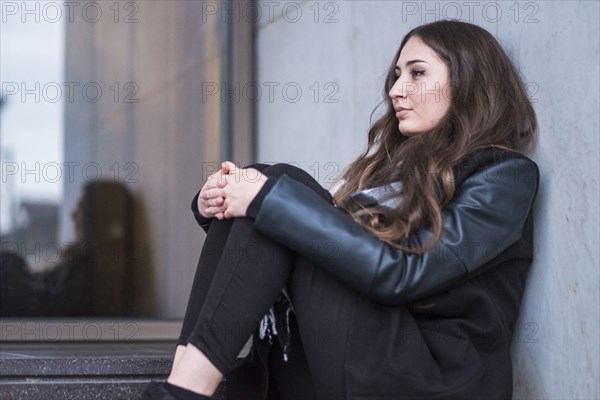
[198,162,268,220]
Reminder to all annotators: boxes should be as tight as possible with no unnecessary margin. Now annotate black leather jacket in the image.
[191,148,540,398]
[252,149,539,306]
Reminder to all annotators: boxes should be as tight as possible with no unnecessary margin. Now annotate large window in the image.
[1,0,254,338]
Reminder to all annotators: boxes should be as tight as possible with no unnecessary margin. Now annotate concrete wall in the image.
[256,1,599,398]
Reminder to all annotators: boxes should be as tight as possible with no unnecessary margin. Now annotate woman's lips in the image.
[395,108,411,118]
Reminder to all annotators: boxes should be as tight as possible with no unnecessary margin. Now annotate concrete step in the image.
[0,342,227,400]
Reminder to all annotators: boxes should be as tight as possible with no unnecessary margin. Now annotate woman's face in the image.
[388,36,451,137]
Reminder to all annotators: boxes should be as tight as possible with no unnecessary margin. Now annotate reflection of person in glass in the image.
[0,251,40,316]
[50,179,134,316]
[0,180,134,317]
[145,21,540,400]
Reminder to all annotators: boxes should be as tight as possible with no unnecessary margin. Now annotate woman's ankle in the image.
[164,381,212,400]
[167,344,222,396]
[171,344,188,374]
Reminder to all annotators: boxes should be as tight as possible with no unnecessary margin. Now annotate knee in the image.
[244,163,310,182]
[243,162,270,173]
[262,163,313,184]
[262,163,333,203]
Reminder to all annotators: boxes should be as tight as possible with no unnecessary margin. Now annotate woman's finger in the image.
[222,161,237,174]
[202,199,227,214]
[200,187,226,200]
[206,171,222,184]
[205,205,227,216]
[223,170,243,184]
[205,173,227,189]
[207,197,224,207]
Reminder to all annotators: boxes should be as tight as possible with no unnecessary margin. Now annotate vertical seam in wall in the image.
[162,4,173,317]
[126,20,135,181]
[125,10,136,315]
[89,0,99,312]
[219,0,232,163]
[250,0,258,163]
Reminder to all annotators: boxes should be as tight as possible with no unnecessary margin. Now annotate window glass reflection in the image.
[1,181,135,316]
[1,4,68,315]
[0,1,246,320]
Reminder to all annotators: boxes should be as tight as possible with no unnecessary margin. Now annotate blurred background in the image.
[0,1,598,398]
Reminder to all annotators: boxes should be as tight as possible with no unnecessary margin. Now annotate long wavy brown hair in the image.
[334,20,537,253]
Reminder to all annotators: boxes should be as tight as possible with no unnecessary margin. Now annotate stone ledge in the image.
[0,342,227,399]
[1,380,163,400]
[0,342,175,376]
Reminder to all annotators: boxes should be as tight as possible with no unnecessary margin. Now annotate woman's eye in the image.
[411,69,425,78]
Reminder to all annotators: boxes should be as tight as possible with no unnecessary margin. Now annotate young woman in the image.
[144,20,539,400]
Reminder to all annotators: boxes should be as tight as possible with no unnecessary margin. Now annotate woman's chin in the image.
[399,128,423,138]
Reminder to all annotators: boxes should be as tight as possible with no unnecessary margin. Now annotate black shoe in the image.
[142,382,177,400]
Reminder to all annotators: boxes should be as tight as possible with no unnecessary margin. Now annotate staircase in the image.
[0,342,228,399]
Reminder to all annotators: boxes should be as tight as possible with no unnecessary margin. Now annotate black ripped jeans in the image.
[177,164,356,400]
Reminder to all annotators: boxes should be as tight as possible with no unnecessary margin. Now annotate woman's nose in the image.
[388,77,406,100]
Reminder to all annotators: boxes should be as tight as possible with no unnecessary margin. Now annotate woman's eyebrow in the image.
[395,59,430,70]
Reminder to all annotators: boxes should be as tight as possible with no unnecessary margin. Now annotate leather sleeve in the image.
[253,157,539,305]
